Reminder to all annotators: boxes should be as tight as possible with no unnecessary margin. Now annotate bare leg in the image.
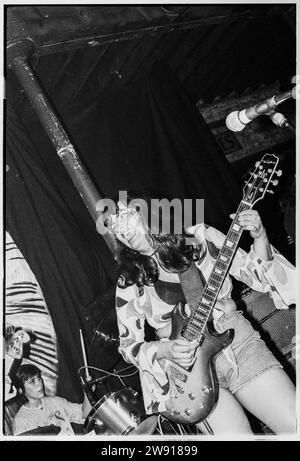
[235,368,296,434]
[197,387,252,434]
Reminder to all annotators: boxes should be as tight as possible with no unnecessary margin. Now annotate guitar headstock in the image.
[243,154,282,206]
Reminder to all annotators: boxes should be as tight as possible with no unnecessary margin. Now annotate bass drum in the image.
[84,387,157,435]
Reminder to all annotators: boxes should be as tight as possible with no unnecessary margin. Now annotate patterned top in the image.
[115,224,296,414]
[13,396,83,435]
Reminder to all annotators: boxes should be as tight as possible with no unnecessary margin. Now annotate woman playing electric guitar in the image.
[99,160,296,434]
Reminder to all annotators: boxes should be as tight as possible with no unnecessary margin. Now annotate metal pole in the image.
[7,39,116,253]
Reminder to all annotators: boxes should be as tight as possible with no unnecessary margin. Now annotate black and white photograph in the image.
[1,1,298,448]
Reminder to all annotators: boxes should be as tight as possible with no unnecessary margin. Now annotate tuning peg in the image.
[266,189,274,195]
[275,170,282,177]
[271,179,279,186]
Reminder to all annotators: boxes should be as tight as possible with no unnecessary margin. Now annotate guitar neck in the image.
[182,200,252,341]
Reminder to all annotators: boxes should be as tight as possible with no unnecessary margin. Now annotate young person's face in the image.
[110,201,154,255]
[23,375,45,400]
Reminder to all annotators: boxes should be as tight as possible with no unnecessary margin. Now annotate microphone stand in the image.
[79,329,99,406]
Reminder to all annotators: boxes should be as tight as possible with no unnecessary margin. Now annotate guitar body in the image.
[161,303,234,425]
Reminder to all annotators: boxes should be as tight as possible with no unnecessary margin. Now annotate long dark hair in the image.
[114,191,202,288]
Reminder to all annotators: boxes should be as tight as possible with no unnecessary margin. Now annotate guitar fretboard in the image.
[182,201,252,341]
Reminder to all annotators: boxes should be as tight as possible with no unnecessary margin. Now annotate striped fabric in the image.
[5,231,58,397]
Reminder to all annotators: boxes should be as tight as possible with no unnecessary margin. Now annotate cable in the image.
[157,415,164,435]
[78,364,138,382]
[202,418,214,435]
[177,423,184,435]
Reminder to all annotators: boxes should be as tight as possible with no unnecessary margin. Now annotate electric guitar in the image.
[160,153,281,425]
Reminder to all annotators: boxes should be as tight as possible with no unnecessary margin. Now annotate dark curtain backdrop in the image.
[6,61,241,401]
[6,105,115,401]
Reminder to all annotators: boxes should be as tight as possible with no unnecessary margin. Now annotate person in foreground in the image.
[12,364,92,435]
[100,193,296,435]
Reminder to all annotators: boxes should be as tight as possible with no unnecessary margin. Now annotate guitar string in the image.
[188,171,270,332]
[184,162,275,338]
[185,201,247,337]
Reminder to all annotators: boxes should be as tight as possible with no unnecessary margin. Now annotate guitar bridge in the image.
[170,365,188,383]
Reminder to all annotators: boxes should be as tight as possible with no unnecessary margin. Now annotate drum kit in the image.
[84,387,158,435]
[79,329,158,436]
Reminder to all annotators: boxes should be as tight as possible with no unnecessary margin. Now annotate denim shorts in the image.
[214,310,282,394]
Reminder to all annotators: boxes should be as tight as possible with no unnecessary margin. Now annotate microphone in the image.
[226,89,294,132]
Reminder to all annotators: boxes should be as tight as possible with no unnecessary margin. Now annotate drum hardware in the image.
[78,331,157,435]
[84,387,158,435]
[79,362,141,414]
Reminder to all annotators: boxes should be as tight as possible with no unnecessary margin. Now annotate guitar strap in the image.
[178,262,205,316]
